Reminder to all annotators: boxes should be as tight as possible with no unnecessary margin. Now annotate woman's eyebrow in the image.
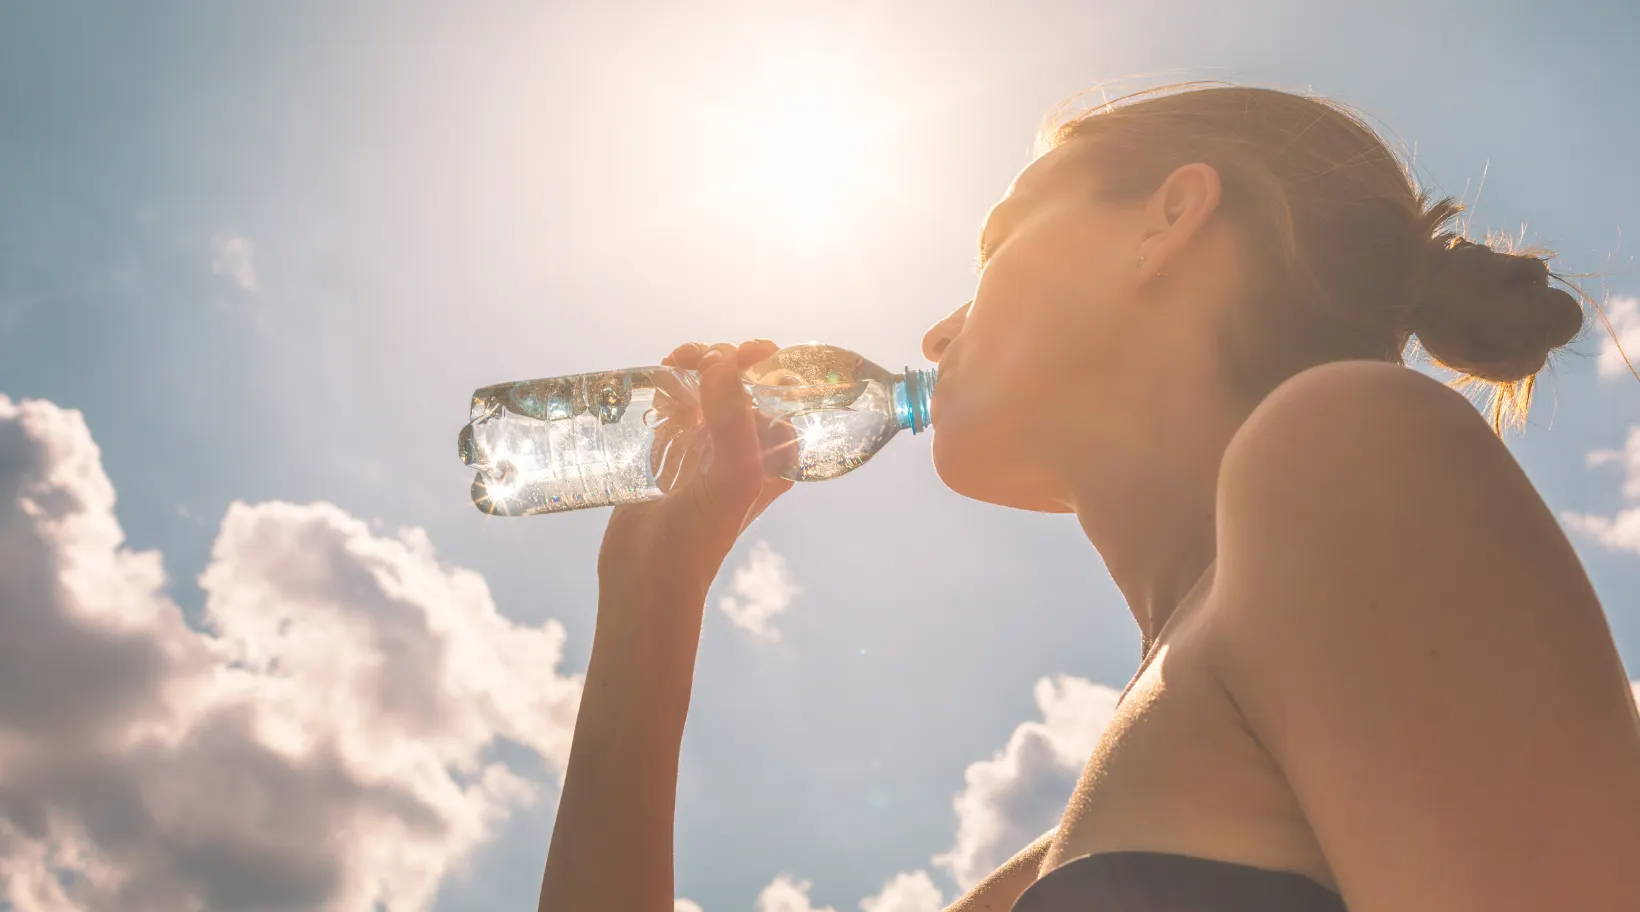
[974,197,1016,272]
[974,222,995,272]
[972,159,1057,272]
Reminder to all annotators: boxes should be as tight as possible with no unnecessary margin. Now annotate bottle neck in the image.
[893,367,938,433]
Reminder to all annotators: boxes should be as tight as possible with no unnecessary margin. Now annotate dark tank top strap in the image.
[1010,850,1348,912]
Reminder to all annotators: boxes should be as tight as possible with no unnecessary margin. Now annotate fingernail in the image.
[700,350,723,368]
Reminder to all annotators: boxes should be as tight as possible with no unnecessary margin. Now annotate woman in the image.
[538,84,1640,911]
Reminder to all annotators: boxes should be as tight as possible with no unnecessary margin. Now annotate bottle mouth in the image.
[896,366,938,434]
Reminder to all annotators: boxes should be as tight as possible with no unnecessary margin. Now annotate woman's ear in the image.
[1135,162,1223,282]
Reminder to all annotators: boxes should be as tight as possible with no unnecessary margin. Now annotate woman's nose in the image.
[922,300,971,363]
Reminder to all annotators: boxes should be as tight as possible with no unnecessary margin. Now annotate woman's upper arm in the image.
[1210,361,1640,912]
[940,827,1058,912]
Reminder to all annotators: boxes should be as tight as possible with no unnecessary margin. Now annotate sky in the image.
[1,1,1637,910]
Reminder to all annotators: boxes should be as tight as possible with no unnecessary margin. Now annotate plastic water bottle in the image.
[456,342,938,516]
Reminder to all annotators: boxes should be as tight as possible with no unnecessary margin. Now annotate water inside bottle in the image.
[459,345,914,515]
[741,344,900,480]
[460,368,701,515]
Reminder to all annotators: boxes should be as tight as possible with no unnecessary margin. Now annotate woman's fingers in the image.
[661,342,708,369]
[698,354,762,505]
[737,339,778,368]
[660,339,778,371]
[697,342,739,372]
[653,338,790,512]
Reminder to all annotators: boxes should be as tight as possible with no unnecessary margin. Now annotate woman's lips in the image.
[929,355,953,424]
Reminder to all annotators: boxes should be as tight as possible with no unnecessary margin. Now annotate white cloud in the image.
[857,870,943,912]
[1566,509,1640,554]
[0,394,582,911]
[675,900,705,912]
[718,539,799,642]
[1585,426,1640,500]
[1596,297,1639,379]
[756,875,837,912]
[933,674,1119,890]
[1562,425,1640,555]
[210,232,258,291]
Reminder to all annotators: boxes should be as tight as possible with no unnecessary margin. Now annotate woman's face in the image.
[922,138,1149,512]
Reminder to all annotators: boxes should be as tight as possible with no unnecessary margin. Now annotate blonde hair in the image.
[1037,82,1597,433]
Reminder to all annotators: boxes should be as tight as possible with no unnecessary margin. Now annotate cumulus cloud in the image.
[933,675,1119,890]
[1562,425,1640,554]
[718,539,799,642]
[674,899,705,912]
[1582,426,1640,500]
[210,232,258,292]
[1596,296,1639,380]
[755,875,837,912]
[0,394,581,911]
[856,870,944,912]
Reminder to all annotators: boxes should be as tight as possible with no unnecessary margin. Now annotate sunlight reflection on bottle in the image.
[782,408,895,481]
[459,344,934,515]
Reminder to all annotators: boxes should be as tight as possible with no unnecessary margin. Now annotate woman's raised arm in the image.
[539,340,792,912]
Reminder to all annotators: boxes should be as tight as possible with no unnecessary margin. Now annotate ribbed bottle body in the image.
[457,344,936,517]
[459,367,701,516]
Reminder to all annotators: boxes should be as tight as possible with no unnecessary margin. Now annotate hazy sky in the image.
[2,1,1637,910]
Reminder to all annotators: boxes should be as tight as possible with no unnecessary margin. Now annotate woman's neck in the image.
[1058,369,1251,649]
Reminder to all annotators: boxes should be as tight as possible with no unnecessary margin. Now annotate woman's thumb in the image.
[698,356,763,503]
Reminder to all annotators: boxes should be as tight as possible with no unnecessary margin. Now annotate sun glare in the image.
[685,31,905,246]
[799,417,832,448]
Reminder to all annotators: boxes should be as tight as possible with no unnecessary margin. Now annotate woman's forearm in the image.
[539,583,706,912]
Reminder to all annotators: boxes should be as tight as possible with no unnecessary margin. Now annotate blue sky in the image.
[2,1,1637,910]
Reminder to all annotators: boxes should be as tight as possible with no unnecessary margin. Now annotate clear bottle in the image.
[456,342,937,516]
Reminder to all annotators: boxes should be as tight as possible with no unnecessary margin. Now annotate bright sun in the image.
[682,30,906,246]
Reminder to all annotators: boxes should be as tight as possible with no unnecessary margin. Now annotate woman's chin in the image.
[931,428,1068,512]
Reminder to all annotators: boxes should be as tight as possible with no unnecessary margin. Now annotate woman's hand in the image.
[545,340,794,912]
[597,339,795,602]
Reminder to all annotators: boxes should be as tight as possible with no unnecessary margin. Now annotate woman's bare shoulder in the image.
[1231,359,1490,459]
[1202,359,1638,910]
[1212,356,1570,603]
[1215,359,1510,543]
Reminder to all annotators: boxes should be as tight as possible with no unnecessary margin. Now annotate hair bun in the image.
[1408,236,1583,382]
